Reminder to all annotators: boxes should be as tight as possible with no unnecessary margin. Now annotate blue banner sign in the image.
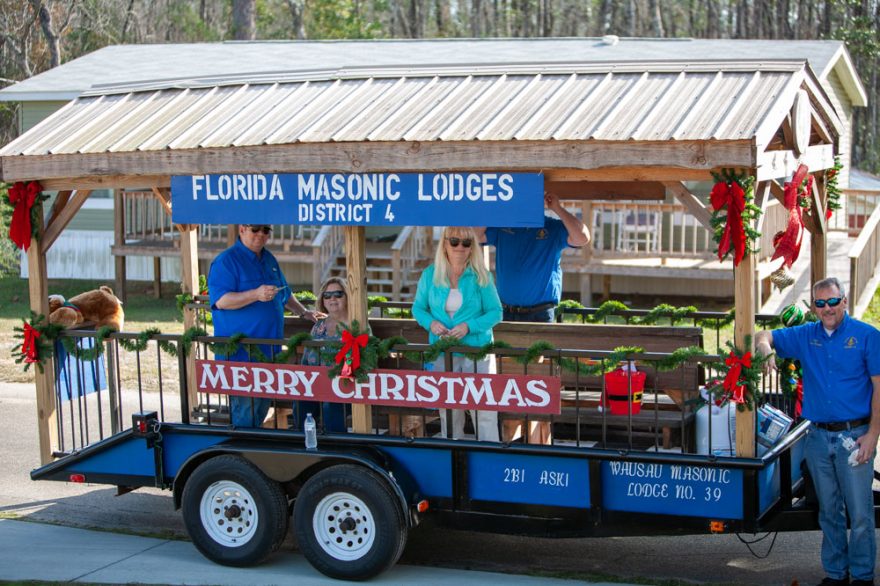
[170,172,545,226]
[601,461,743,519]
[467,452,590,508]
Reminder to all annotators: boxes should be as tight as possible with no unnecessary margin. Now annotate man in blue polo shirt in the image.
[756,277,880,586]
[475,193,590,444]
[209,224,321,428]
[476,192,590,322]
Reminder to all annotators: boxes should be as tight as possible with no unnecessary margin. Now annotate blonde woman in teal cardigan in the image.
[412,226,503,441]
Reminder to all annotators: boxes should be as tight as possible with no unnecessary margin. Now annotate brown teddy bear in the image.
[48,286,124,331]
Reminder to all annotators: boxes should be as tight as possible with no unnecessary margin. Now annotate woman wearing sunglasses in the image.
[297,277,350,433]
[413,227,503,441]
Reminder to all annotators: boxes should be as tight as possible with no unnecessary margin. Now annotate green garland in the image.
[710,169,762,262]
[705,336,769,411]
[1,184,50,245]
[12,312,64,373]
[558,299,704,326]
[826,156,843,214]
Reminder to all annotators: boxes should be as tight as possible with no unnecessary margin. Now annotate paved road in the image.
[0,382,864,585]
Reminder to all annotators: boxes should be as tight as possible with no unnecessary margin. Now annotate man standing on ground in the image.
[475,192,590,443]
[209,224,321,428]
[756,277,880,586]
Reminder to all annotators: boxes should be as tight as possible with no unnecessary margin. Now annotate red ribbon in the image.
[21,322,40,364]
[335,329,369,375]
[772,165,809,269]
[710,179,746,265]
[722,351,751,404]
[7,181,42,252]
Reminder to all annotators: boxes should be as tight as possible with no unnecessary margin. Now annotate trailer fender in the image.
[172,444,415,526]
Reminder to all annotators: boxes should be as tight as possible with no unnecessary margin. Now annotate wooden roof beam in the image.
[545,180,666,200]
[0,140,754,184]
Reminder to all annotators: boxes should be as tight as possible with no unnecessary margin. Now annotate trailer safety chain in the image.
[735,531,779,559]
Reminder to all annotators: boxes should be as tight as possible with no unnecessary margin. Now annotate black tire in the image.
[181,454,288,567]
[294,464,407,581]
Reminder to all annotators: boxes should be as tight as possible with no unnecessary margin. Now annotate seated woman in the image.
[412,226,503,441]
[296,277,350,433]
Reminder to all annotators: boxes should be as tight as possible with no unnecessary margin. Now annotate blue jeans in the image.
[230,396,272,428]
[503,307,555,323]
[804,423,876,581]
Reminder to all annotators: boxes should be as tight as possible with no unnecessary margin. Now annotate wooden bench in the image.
[283,317,705,447]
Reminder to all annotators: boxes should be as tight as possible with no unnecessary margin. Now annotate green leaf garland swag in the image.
[825,157,843,221]
[12,312,64,373]
[705,336,768,411]
[709,169,761,266]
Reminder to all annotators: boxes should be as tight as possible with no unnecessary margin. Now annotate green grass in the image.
[0,276,181,323]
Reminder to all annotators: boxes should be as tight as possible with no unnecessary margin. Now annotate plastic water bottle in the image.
[841,436,860,467]
[304,413,317,450]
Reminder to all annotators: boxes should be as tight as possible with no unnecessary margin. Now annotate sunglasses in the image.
[814,297,843,308]
[247,225,272,235]
[446,237,473,248]
[322,290,346,299]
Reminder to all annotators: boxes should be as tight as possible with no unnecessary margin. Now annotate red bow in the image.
[723,351,751,404]
[710,180,746,265]
[7,181,42,252]
[772,165,809,269]
[335,329,369,378]
[21,322,41,364]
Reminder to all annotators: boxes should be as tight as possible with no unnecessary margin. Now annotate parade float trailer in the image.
[2,55,870,580]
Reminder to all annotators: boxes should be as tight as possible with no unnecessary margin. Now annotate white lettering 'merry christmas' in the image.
[191,174,285,201]
[198,364,550,409]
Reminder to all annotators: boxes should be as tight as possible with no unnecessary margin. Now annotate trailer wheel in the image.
[294,464,407,580]
[182,455,288,567]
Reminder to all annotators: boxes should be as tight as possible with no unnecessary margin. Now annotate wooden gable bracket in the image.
[151,187,172,217]
[663,182,712,230]
[802,175,827,235]
[756,144,835,182]
[40,189,92,255]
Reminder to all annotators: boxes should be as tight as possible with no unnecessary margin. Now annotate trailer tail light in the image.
[69,474,86,483]
[709,521,725,533]
[132,411,159,438]
[416,500,429,513]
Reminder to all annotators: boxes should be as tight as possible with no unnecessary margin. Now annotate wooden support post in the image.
[113,189,127,303]
[28,201,59,465]
[153,257,162,298]
[345,226,371,433]
[809,177,828,286]
[179,226,200,416]
[733,181,763,458]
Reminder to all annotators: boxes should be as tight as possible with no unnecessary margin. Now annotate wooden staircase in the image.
[327,227,433,301]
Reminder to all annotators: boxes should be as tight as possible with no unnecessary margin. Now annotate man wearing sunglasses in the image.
[208,224,323,428]
[474,192,590,444]
[756,277,880,586]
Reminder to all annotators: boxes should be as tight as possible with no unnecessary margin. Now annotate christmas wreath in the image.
[705,336,768,410]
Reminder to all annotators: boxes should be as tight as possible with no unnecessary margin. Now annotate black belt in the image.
[813,417,871,432]
[502,302,556,315]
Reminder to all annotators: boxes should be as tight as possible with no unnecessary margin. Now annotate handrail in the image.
[390,226,414,299]
[848,203,880,314]
[310,225,344,292]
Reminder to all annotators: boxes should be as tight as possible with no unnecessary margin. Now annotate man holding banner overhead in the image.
[209,224,322,428]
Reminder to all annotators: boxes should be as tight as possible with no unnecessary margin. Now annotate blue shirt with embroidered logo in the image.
[208,238,291,361]
[485,216,572,306]
[772,313,880,422]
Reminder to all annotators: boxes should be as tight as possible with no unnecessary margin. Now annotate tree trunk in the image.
[29,0,62,68]
[232,0,256,40]
[648,0,664,37]
[286,0,306,39]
